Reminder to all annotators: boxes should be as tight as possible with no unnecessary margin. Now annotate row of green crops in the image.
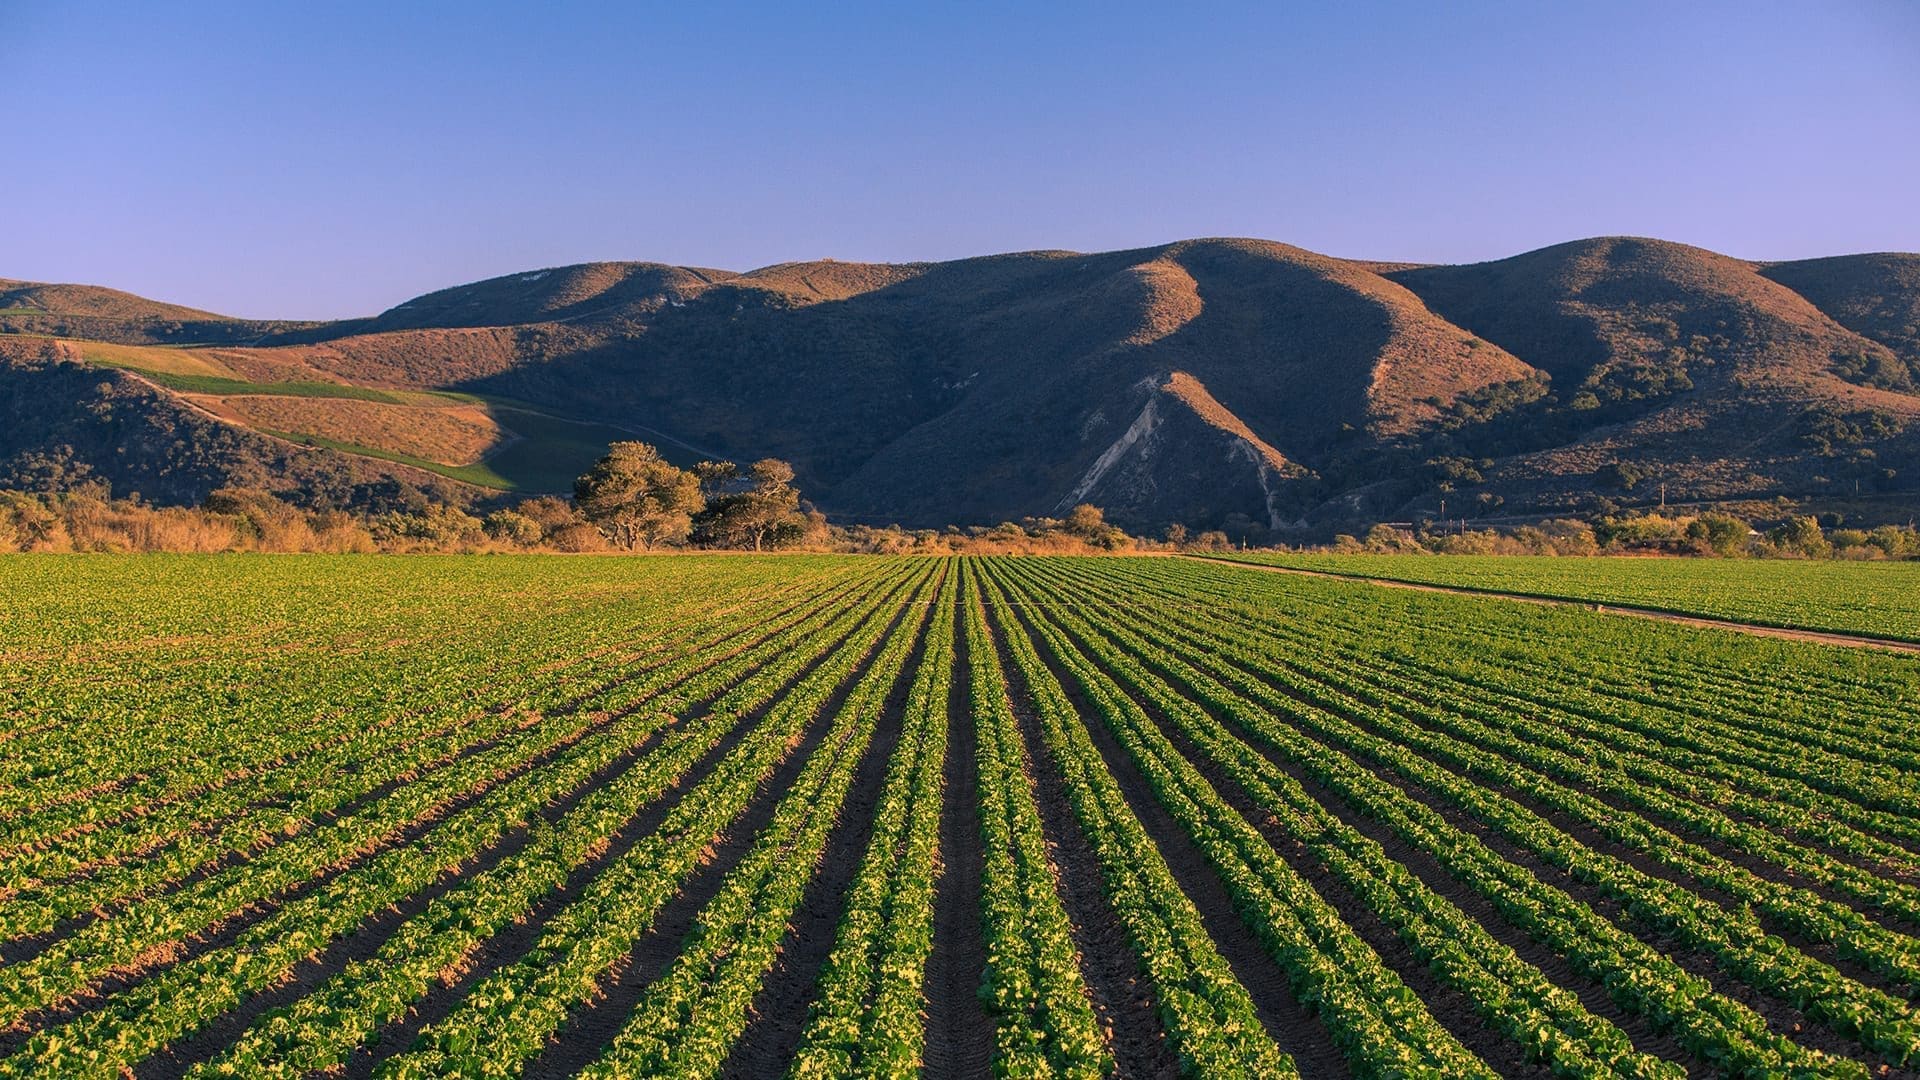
[978,568,1297,1078]
[990,558,1676,1079]
[788,565,959,1078]
[4,570,925,1076]
[191,568,930,1079]
[962,567,1110,1079]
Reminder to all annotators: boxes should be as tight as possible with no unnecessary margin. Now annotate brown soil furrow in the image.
[920,597,995,1080]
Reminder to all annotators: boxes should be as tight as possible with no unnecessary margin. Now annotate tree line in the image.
[0,438,1914,558]
[0,441,1145,554]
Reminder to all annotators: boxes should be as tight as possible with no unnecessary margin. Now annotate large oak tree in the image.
[573,441,703,549]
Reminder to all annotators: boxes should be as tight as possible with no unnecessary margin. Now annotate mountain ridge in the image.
[4,235,1918,535]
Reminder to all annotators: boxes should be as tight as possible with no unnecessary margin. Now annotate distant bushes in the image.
[4,441,1912,561]
[0,487,378,554]
[1308,511,1920,561]
[0,470,1147,556]
[1328,519,1598,557]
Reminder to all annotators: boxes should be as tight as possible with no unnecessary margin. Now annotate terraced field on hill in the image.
[1,554,1916,1078]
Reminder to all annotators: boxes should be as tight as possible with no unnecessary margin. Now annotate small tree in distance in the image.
[1062,503,1132,550]
[697,458,805,551]
[573,441,704,549]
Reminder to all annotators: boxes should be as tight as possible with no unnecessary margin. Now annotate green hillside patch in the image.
[481,406,637,491]
[74,336,633,492]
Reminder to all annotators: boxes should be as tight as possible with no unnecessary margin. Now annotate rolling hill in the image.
[0,278,319,347]
[3,236,1917,534]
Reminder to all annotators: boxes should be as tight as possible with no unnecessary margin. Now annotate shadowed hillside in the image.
[4,235,1918,533]
[1760,253,1920,389]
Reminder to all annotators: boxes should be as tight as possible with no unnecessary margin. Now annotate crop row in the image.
[995,559,1677,1079]
[1119,560,1920,870]
[1219,553,1920,643]
[987,560,1507,1078]
[7,554,1915,1079]
[0,557,816,822]
[961,566,1109,1079]
[1107,561,1920,1004]
[180,562,930,1080]
[0,560,855,878]
[1184,559,1920,760]
[788,563,960,1076]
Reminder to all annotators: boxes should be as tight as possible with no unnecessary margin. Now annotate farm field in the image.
[1,554,1918,1078]
[1217,551,1920,643]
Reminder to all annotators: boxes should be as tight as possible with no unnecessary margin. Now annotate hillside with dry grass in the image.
[1383,238,1920,520]
[4,235,1918,533]
[0,278,318,346]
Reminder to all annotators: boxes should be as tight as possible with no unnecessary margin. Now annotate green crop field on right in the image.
[1212,552,1920,642]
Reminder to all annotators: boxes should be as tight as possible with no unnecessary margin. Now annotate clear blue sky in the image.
[5,1,1917,319]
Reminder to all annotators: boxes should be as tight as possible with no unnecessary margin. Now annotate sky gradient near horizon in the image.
[5,1,1918,319]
